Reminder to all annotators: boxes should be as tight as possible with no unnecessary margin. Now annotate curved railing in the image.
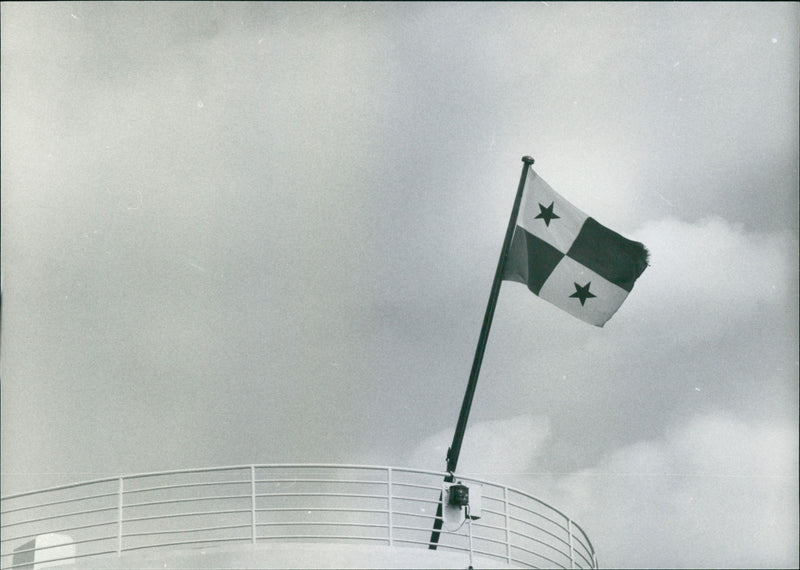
[1,464,597,569]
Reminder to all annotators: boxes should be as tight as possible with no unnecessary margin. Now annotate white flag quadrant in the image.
[537,256,630,327]
[517,172,588,253]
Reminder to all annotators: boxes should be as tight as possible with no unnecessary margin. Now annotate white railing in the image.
[0,464,597,569]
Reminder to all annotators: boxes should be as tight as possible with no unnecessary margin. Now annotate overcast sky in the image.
[1,2,798,568]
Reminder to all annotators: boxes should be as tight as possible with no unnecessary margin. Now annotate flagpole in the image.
[429,155,534,548]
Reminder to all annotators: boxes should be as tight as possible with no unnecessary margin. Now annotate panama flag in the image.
[503,170,649,327]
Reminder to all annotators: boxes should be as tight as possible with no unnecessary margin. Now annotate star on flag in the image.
[569,282,596,306]
[534,201,560,226]
[503,170,648,326]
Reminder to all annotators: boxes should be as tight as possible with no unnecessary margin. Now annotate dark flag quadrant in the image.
[504,170,649,326]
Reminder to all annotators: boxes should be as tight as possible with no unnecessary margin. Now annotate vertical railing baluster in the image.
[503,486,511,564]
[117,477,124,556]
[567,517,575,569]
[251,466,257,544]
[387,467,394,547]
[466,514,475,569]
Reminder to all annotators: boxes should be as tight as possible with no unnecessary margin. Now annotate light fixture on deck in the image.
[441,481,482,530]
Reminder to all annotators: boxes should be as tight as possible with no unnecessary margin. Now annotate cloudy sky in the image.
[1,2,797,568]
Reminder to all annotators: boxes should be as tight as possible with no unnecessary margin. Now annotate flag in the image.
[503,170,648,326]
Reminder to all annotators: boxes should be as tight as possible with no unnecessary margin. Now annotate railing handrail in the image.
[1,463,596,569]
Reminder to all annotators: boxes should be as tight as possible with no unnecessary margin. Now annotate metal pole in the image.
[429,156,535,549]
[446,155,535,474]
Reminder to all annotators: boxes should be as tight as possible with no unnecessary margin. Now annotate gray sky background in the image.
[1,3,798,568]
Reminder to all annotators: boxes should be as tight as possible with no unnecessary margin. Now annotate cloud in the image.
[407,414,550,477]
[626,217,797,344]
[407,410,798,568]
[545,411,799,568]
